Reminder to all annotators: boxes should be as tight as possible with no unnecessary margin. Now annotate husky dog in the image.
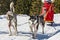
[6,1,17,36]
[29,15,39,38]
[6,11,17,36]
[29,15,45,38]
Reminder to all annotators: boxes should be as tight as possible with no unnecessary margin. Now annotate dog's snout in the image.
[31,19,35,22]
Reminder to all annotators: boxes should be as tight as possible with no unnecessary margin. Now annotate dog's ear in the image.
[29,16,32,20]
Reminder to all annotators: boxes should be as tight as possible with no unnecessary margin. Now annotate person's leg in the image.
[50,22,54,26]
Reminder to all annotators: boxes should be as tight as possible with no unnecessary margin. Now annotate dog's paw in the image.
[9,34,12,36]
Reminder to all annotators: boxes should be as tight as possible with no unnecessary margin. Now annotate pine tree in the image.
[0,0,10,14]
[29,0,41,16]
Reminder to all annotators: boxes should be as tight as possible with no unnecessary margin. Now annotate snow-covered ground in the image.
[0,14,60,40]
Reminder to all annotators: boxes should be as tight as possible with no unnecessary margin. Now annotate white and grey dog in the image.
[6,11,17,36]
[6,1,17,36]
[29,15,45,38]
[29,16,39,38]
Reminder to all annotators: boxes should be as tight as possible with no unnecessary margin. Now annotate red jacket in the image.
[41,2,54,22]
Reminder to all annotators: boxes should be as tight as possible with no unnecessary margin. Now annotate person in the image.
[41,0,55,26]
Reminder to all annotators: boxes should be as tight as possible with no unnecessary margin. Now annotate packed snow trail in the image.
[0,14,60,40]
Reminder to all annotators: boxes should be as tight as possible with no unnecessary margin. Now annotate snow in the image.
[0,14,60,40]
[48,32,60,40]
